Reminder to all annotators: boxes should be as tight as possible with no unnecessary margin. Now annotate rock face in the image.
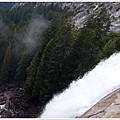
[67,2,120,32]
[79,88,120,118]
[12,2,120,32]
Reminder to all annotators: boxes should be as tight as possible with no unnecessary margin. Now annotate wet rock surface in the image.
[79,88,120,118]
[0,83,40,118]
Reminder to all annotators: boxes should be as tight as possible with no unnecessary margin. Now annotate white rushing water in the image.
[40,52,120,118]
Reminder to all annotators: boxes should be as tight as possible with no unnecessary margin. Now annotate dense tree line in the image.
[0,2,120,110]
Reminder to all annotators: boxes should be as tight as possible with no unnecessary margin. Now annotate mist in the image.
[22,16,49,54]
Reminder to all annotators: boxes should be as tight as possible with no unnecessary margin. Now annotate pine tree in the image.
[0,39,9,72]
[0,43,11,84]
[32,18,73,105]
[24,14,64,101]
[14,50,28,83]
[24,51,40,99]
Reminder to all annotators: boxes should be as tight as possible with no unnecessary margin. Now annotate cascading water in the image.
[40,52,120,118]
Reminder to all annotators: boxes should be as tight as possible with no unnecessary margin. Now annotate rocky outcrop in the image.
[78,88,120,118]
[0,84,40,118]
[70,2,120,32]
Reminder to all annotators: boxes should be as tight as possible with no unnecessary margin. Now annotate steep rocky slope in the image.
[78,87,120,118]
[69,2,120,32]
[12,2,120,32]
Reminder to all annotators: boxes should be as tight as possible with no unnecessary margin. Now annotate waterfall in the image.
[40,52,120,118]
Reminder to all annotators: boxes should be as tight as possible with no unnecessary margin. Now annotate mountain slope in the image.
[12,2,120,32]
[0,2,120,118]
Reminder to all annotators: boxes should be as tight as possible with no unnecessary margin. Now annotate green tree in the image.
[97,32,120,61]
[32,18,73,105]
[14,50,28,84]
[65,7,111,78]
[0,43,11,84]
[24,51,40,100]
[24,14,64,101]
[0,39,9,71]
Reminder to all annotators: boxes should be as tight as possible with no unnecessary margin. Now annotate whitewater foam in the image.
[40,52,120,118]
